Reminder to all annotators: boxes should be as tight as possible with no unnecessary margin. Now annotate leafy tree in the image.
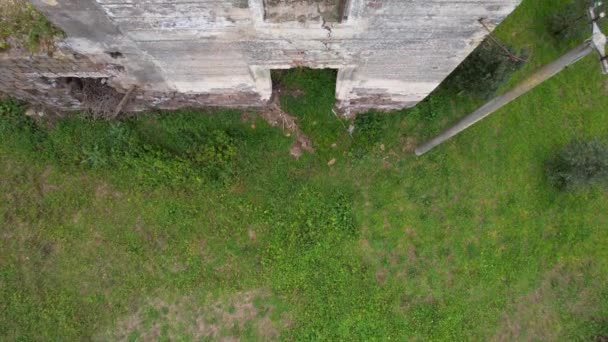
[549,0,591,45]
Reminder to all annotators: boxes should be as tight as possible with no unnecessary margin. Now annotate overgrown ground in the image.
[0,0,62,52]
[1,0,608,340]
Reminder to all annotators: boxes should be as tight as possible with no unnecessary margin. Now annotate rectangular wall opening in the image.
[263,0,349,23]
[271,68,337,100]
[40,76,124,117]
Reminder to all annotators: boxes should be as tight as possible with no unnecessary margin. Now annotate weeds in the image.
[443,38,526,99]
[0,103,241,188]
[0,99,32,132]
[0,0,63,52]
[0,99,46,153]
[350,111,391,158]
[273,68,346,151]
[549,0,592,45]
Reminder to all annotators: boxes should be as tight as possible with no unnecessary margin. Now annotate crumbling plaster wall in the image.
[0,48,116,110]
[263,0,344,23]
[29,0,521,114]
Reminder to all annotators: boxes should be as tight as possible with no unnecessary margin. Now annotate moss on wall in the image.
[0,0,63,53]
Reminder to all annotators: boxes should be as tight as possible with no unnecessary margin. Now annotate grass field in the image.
[1,0,608,340]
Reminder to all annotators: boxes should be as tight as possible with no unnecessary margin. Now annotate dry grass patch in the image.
[104,290,286,341]
[493,262,606,341]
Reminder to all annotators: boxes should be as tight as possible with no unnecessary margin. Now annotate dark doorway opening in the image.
[42,77,123,117]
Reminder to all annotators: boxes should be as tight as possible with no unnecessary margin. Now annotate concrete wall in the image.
[24,0,521,114]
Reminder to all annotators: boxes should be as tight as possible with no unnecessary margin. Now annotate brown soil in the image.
[375,268,388,284]
[259,94,314,159]
[402,136,417,154]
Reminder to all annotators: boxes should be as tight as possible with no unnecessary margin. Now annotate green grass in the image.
[1,0,608,340]
[0,0,63,52]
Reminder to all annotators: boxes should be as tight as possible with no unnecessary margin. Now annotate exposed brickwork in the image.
[127,90,266,112]
[0,48,266,113]
[0,49,110,110]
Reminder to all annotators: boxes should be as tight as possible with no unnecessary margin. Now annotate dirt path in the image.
[259,94,314,159]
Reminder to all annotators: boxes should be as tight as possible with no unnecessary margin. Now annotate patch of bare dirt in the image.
[94,181,122,200]
[405,244,418,263]
[248,229,257,242]
[106,289,286,341]
[37,166,58,196]
[402,136,417,154]
[285,89,306,98]
[375,268,388,285]
[260,94,314,159]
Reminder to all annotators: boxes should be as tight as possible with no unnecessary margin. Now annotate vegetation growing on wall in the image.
[0,0,63,52]
[443,38,526,99]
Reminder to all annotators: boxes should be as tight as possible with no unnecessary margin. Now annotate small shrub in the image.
[353,112,385,144]
[186,130,238,181]
[549,0,590,44]
[443,38,525,99]
[546,139,608,191]
[0,99,26,130]
[0,99,45,152]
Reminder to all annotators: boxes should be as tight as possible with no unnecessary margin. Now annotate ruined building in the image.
[1,0,521,115]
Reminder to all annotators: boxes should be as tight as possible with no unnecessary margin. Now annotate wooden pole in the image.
[112,86,136,119]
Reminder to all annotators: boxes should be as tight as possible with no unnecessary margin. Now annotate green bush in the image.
[443,38,525,99]
[353,112,386,143]
[0,99,45,153]
[0,99,32,132]
[0,99,24,126]
[549,0,591,44]
[0,102,241,188]
[547,139,608,191]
